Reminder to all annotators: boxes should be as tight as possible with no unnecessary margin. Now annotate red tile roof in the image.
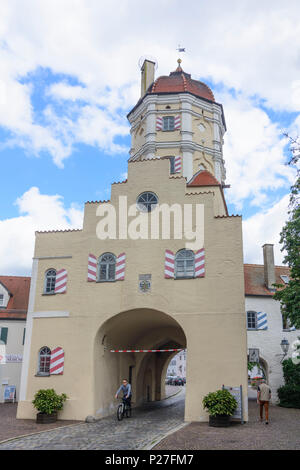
[187,170,220,187]
[0,276,30,320]
[148,66,215,102]
[244,264,290,296]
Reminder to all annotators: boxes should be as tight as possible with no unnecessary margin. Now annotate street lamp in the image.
[280,338,290,362]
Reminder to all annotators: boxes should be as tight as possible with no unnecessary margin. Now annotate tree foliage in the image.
[273,133,300,329]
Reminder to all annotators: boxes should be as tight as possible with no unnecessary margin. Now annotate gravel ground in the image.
[154,398,300,450]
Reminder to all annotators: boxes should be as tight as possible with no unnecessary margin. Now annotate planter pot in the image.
[36,412,57,424]
[209,414,231,427]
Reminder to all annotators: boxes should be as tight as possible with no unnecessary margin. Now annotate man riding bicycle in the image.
[115,379,132,409]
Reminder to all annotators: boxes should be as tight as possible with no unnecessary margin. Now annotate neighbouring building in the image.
[166,350,186,378]
[245,244,299,402]
[0,276,30,402]
[18,59,248,422]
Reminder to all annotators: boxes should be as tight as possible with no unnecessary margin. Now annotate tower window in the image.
[44,269,56,294]
[163,116,175,131]
[175,249,195,278]
[169,157,175,174]
[98,253,116,282]
[38,346,51,376]
[137,192,158,212]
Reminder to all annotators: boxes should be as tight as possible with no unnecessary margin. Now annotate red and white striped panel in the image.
[156,116,163,131]
[195,248,205,278]
[174,156,181,173]
[54,269,67,294]
[174,115,181,130]
[50,347,64,375]
[165,250,175,279]
[87,253,97,282]
[115,253,126,280]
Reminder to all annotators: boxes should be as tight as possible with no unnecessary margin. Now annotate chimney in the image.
[263,244,276,291]
[141,59,155,97]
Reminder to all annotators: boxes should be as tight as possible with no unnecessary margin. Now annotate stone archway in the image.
[93,308,187,419]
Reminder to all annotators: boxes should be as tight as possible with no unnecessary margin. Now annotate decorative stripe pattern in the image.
[110,348,184,353]
[50,347,64,375]
[195,249,205,278]
[87,254,97,282]
[174,115,181,130]
[165,250,175,278]
[116,253,126,280]
[174,156,181,173]
[257,312,268,330]
[54,269,67,294]
[156,116,163,130]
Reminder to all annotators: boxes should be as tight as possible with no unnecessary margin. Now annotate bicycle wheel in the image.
[117,403,124,421]
[126,405,132,418]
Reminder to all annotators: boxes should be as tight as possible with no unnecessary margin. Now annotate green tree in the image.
[273,134,300,329]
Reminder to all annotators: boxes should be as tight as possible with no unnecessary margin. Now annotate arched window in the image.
[44,269,56,294]
[247,311,257,330]
[98,253,116,282]
[175,250,195,278]
[137,192,158,212]
[38,346,51,375]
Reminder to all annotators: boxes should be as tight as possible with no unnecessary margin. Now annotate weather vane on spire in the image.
[176,45,185,66]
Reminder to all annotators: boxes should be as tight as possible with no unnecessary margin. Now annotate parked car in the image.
[165,376,175,385]
[173,376,184,386]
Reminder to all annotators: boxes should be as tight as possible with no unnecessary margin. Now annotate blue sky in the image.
[0,0,299,275]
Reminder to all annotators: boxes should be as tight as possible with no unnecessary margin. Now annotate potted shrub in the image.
[202,389,237,427]
[32,389,67,423]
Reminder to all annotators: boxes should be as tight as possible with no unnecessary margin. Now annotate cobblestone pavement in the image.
[0,402,80,443]
[0,387,185,450]
[154,398,300,450]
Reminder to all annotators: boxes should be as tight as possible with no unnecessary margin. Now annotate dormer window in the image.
[163,116,175,131]
[280,275,290,284]
[0,294,3,306]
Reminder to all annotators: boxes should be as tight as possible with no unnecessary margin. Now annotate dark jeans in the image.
[122,396,131,407]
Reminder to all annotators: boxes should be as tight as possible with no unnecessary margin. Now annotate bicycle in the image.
[117,397,132,421]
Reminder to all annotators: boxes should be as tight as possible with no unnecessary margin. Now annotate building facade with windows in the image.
[245,244,299,402]
[18,59,248,422]
[166,349,186,378]
[0,276,30,402]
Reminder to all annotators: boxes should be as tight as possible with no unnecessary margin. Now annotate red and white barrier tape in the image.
[110,348,184,353]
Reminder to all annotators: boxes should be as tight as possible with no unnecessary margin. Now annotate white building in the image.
[167,350,186,378]
[245,244,299,403]
[0,276,30,402]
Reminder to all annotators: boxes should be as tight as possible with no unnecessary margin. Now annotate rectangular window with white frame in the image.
[247,311,257,330]
[163,116,175,131]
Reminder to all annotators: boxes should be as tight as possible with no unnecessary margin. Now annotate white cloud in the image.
[1,0,300,166]
[221,92,295,210]
[0,187,83,275]
[243,194,289,264]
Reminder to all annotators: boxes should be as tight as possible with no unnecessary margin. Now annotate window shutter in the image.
[257,312,268,330]
[50,347,64,375]
[87,254,97,282]
[115,253,126,280]
[54,269,67,294]
[156,116,163,131]
[194,249,205,278]
[165,250,175,279]
[0,327,8,344]
[174,115,181,130]
[174,156,182,173]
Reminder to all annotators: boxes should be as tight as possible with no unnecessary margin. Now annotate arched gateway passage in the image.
[93,309,186,419]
